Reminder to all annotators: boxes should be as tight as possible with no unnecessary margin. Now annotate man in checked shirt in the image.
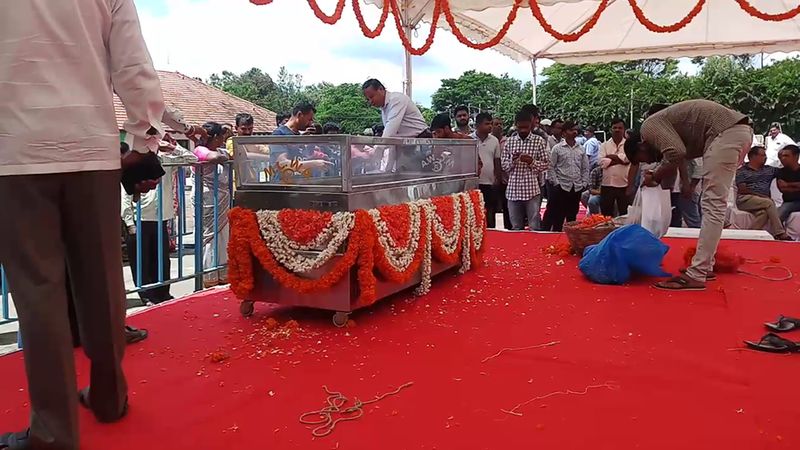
[624,99,752,291]
[501,110,550,231]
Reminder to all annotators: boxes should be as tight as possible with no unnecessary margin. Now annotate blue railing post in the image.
[1,265,9,323]
[157,180,164,284]
[135,201,143,289]
[213,168,220,271]
[177,168,186,279]
[193,165,204,292]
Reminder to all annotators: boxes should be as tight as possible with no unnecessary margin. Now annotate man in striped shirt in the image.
[625,100,752,291]
[501,110,550,231]
[546,121,590,231]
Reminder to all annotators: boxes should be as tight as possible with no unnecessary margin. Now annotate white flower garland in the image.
[430,193,462,257]
[469,191,486,252]
[369,202,422,273]
[256,210,354,273]
[459,193,474,273]
[414,201,435,296]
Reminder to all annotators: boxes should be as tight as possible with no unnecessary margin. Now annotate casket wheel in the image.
[240,301,255,317]
[332,312,349,328]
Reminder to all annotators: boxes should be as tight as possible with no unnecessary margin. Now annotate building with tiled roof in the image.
[114,71,276,135]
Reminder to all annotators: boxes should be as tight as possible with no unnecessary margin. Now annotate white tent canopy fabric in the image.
[366,0,800,64]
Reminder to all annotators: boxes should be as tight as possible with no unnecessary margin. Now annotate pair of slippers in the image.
[744,316,800,353]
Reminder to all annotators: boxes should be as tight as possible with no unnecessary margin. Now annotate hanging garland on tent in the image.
[306,0,347,24]
[441,0,522,50]
[388,0,442,56]
[735,0,800,21]
[528,0,610,42]
[628,0,706,33]
[250,0,800,51]
[353,0,390,38]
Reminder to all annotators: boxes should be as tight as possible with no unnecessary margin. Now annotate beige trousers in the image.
[685,124,753,281]
[0,170,128,450]
[736,194,787,237]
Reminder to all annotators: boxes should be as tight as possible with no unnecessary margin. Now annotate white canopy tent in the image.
[364,0,800,100]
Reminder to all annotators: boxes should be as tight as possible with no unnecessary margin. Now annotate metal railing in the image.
[0,161,234,326]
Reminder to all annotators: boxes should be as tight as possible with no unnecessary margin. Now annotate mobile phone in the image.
[121,152,166,195]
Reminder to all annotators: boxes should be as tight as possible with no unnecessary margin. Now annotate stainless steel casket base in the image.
[246,253,459,315]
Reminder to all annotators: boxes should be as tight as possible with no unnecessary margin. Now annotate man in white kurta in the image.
[0,1,167,448]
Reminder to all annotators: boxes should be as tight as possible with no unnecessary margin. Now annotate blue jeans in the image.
[779,200,800,223]
[508,196,542,231]
[670,192,702,228]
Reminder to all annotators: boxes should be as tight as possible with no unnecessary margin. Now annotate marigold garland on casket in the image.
[227,190,486,308]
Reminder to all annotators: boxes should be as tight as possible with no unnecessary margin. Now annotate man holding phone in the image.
[0,0,172,448]
[501,110,550,231]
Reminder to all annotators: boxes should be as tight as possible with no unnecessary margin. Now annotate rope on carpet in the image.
[501,383,620,417]
[737,265,793,282]
[481,341,560,363]
[299,382,413,437]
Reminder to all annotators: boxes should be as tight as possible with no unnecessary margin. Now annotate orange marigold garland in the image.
[528,0,610,42]
[441,0,522,50]
[276,209,334,246]
[306,0,346,24]
[628,0,705,33]
[430,194,463,264]
[388,0,441,56]
[353,0,389,38]
[228,191,484,305]
[370,203,428,284]
[735,0,800,21]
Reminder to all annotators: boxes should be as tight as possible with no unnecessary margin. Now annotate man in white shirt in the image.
[765,123,795,168]
[598,119,630,217]
[472,113,502,228]
[362,79,429,139]
[0,1,167,448]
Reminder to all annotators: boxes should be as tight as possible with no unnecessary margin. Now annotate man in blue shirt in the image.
[583,126,601,168]
[735,146,791,240]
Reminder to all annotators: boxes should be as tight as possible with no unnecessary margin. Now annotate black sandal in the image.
[765,315,800,333]
[125,326,148,345]
[654,275,706,291]
[744,333,800,353]
[0,429,30,449]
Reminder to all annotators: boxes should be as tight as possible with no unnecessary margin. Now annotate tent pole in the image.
[402,0,413,98]
[530,58,538,104]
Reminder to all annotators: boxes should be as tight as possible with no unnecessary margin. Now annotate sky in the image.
[135,0,537,107]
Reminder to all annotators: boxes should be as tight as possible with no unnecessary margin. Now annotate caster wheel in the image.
[332,312,350,328]
[240,301,255,318]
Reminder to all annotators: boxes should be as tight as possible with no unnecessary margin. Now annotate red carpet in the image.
[2,232,800,450]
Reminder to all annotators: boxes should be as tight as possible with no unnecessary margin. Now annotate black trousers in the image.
[541,183,556,231]
[600,186,629,217]
[550,186,582,232]
[479,184,498,228]
[126,221,172,304]
[498,184,513,230]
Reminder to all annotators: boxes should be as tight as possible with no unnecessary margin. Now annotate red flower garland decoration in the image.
[276,209,334,246]
[353,0,390,38]
[370,204,428,284]
[429,195,463,264]
[388,0,441,56]
[468,189,487,266]
[628,0,705,33]
[441,0,522,50]
[528,0,610,42]
[735,0,800,21]
[306,0,346,24]
[252,0,800,53]
[228,191,486,307]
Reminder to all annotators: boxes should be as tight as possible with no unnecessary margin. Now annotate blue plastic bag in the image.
[578,224,670,285]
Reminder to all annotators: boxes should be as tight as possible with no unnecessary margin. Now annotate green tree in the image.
[431,71,529,124]
[308,82,381,134]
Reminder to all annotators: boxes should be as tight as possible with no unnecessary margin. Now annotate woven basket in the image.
[563,221,617,255]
